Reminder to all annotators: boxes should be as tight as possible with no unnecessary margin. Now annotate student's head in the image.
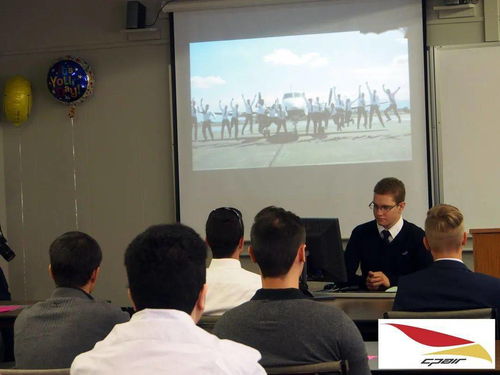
[424,204,466,254]
[125,224,207,317]
[371,177,406,229]
[250,206,306,278]
[206,207,244,258]
[49,231,102,289]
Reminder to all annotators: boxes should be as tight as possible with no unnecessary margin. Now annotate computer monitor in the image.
[301,218,347,284]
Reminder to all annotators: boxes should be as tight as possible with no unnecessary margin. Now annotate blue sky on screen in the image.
[190,29,410,109]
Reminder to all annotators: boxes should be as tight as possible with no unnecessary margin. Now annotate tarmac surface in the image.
[192,113,412,170]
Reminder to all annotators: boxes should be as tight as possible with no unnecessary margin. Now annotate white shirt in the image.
[434,258,464,264]
[205,258,261,316]
[71,309,265,375]
[377,215,404,243]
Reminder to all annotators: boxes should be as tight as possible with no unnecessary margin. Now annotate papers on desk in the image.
[0,305,23,313]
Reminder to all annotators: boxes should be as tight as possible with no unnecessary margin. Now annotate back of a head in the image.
[250,206,305,278]
[425,204,464,252]
[374,177,405,203]
[49,231,102,288]
[125,223,207,314]
[205,207,244,258]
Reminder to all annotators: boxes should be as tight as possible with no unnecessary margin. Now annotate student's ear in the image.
[48,264,54,280]
[90,267,101,283]
[461,232,467,246]
[192,284,208,323]
[297,244,306,263]
[238,237,244,250]
[127,288,137,311]
[248,246,257,263]
[399,201,406,211]
[196,283,208,312]
[423,236,431,251]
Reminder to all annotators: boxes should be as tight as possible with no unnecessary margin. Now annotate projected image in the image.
[190,30,412,171]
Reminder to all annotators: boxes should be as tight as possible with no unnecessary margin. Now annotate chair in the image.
[264,360,348,375]
[383,307,494,319]
[197,314,220,333]
[0,369,70,375]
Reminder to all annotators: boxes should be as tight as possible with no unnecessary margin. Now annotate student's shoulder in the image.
[351,220,377,235]
[402,220,425,236]
[471,271,500,289]
[82,298,130,322]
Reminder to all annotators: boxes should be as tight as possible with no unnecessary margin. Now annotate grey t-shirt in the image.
[214,288,370,375]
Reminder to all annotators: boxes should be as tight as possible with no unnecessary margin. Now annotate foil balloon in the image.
[3,76,32,126]
[47,56,94,105]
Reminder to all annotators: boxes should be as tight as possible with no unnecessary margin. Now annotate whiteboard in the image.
[433,44,500,231]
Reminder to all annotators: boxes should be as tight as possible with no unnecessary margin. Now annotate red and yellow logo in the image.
[386,323,492,362]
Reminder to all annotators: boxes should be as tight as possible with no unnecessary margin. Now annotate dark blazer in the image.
[345,219,432,288]
[14,287,130,369]
[393,259,500,311]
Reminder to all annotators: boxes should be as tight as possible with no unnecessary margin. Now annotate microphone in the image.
[0,225,15,262]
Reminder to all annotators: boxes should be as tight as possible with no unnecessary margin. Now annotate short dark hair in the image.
[49,231,102,288]
[125,224,207,313]
[373,177,406,203]
[206,207,244,258]
[250,206,305,278]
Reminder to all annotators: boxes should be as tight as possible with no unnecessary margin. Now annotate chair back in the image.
[0,369,70,375]
[384,308,494,319]
[265,360,348,375]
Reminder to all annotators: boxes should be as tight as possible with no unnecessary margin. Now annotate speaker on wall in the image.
[126,1,146,29]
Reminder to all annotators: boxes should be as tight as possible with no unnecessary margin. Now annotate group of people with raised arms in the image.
[191,83,403,142]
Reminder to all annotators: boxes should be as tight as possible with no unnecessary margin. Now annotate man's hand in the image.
[366,271,390,290]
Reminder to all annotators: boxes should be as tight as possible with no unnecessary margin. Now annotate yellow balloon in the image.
[4,76,32,126]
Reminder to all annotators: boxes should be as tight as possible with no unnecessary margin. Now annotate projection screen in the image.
[172,0,429,238]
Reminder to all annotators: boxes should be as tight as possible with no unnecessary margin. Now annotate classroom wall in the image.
[0,0,173,306]
[0,0,494,305]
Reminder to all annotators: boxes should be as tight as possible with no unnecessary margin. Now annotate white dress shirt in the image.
[377,215,404,243]
[205,258,261,316]
[71,309,265,375]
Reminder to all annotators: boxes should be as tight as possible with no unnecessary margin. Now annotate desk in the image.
[0,302,29,329]
[366,341,500,374]
[317,295,395,341]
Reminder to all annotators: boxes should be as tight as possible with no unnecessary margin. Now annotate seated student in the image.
[14,231,129,369]
[344,177,432,290]
[71,223,265,375]
[393,204,500,311]
[205,207,261,315]
[214,207,370,375]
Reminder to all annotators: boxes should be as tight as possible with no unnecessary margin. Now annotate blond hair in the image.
[425,204,464,251]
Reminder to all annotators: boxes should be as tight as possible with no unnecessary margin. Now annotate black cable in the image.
[145,1,173,27]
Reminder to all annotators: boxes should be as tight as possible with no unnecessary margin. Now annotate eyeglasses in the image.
[368,202,399,213]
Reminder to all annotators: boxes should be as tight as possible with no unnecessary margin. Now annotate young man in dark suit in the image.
[344,177,432,290]
[393,204,500,311]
